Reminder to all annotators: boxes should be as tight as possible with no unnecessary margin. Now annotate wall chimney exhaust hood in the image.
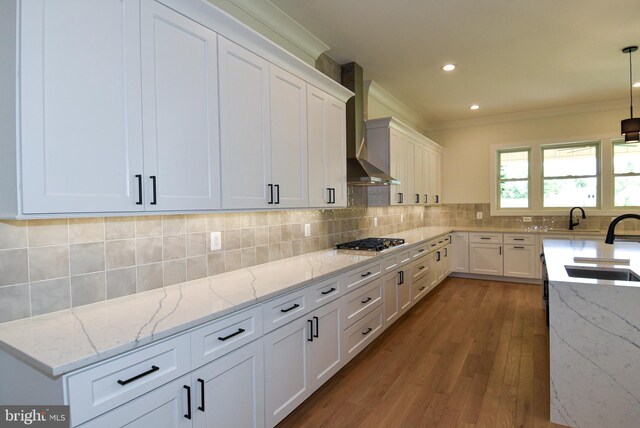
[341,62,399,186]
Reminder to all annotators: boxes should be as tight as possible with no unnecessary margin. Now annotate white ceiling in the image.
[271,0,640,126]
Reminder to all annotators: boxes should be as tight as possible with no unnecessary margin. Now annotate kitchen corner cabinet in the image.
[307,86,347,207]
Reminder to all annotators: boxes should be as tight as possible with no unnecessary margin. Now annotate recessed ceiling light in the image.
[469,104,480,110]
[634,81,640,88]
[442,64,456,71]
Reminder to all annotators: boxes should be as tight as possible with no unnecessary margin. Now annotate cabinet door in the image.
[326,96,347,207]
[192,340,264,428]
[219,37,271,209]
[80,375,191,428]
[20,0,144,214]
[307,86,330,207]
[389,129,404,205]
[451,232,469,273]
[413,145,424,204]
[469,243,503,275]
[398,266,412,316]
[140,0,220,211]
[383,270,400,326]
[404,138,416,205]
[421,147,431,204]
[504,245,537,278]
[430,149,442,204]
[270,65,308,208]
[264,317,309,427]
[309,299,342,391]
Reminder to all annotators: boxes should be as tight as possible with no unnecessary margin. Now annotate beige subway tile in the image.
[255,227,269,246]
[30,278,70,316]
[29,245,69,282]
[136,215,162,237]
[268,243,281,262]
[0,220,28,249]
[105,239,135,269]
[28,219,68,247]
[187,256,207,281]
[105,216,135,240]
[292,240,304,256]
[164,259,186,286]
[186,214,207,233]
[0,283,30,322]
[163,215,186,235]
[70,242,105,275]
[240,214,256,228]
[281,224,292,242]
[136,236,162,264]
[0,248,28,286]
[71,272,105,306]
[268,211,282,226]
[207,214,225,232]
[268,225,281,244]
[225,250,242,272]
[136,263,163,292]
[280,241,293,259]
[207,253,225,275]
[241,229,256,248]
[106,267,136,299]
[291,224,303,240]
[225,229,242,250]
[187,233,206,257]
[163,235,186,261]
[224,213,242,230]
[69,218,104,244]
[241,248,256,268]
[254,212,269,227]
[255,245,269,265]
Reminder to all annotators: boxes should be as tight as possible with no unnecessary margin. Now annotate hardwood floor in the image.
[278,277,566,428]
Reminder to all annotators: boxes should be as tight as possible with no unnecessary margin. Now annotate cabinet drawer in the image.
[310,276,341,308]
[411,243,430,259]
[412,275,429,303]
[263,287,310,334]
[191,306,262,369]
[434,235,448,249]
[411,258,430,282]
[469,232,503,244]
[67,334,190,426]
[343,277,383,329]
[382,250,411,272]
[504,234,535,245]
[343,261,381,291]
[343,305,384,362]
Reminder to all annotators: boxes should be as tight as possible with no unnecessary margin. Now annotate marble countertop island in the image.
[543,238,640,428]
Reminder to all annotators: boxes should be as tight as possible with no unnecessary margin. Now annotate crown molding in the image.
[223,0,329,62]
[427,98,629,131]
[365,117,442,151]
[365,80,432,132]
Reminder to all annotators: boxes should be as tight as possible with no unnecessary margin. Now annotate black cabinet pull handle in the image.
[327,188,332,204]
[184,385,192,420]
[499,246,502,255]
[268,184,273,204]
[280,303,299,313]
[444,248,448,257]
[331,188,336,204]
[361,271,372,278]
[514,238,525,241]
[135,174,143,205]
[435,195,439,203]
[415,194,419,203]
[514,246,525,249]
[400,193,404,203]
[424,194,428,203]
[197,378,205,412]
[480,237,491,240]
[362,327,373,336]
[418,248,425,253]
[419,286,425,291]
[117,365,159,385]
[436,251,441,262]
[150,176,157,205]
[275,184,280,204]
[361,296,372,304]
[218,328,245,341]
[418,265,425,270]
[398,270,404,285]
[321,287,336,295]
[313,316,319,338]
[307,319,313,342]
[431,243,437,247]
[438,240,444,244]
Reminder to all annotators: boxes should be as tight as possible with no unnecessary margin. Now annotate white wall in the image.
[427,107,627,204]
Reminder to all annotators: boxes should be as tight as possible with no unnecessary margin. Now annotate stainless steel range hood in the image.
[341,62,399,186]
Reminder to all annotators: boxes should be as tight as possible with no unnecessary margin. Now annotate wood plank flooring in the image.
[278,277,566,428]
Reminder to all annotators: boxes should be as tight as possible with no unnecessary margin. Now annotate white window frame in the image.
[612,139,640,208]
[497,148,531,210]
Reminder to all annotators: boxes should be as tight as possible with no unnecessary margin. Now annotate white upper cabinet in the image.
[141,0,220,211]
[269,65,308,208]
[430,148,442,204]
[307,86,347,207]
[218,37,272,209]
[20,0,144,214]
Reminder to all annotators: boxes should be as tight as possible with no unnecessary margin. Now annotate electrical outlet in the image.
[400,214,404,223]
[523,216,532,222]
[210,232,221,251]
[304,223,311,237]
[373,217,378,227]
[476,212,483,220]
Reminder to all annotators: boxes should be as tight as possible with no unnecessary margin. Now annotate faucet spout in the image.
[605,214,640,244]
[568,207,586,230]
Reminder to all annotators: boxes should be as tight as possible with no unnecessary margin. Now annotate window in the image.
[498,149,529,208]
[542,142,599,208]
[613,140,640,207]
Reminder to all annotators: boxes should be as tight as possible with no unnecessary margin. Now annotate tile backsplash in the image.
[1,200,638,323]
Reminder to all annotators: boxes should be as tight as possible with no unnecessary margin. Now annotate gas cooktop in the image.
[336,237,406,252]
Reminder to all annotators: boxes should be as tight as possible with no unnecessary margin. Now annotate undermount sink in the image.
[565,265,640,282]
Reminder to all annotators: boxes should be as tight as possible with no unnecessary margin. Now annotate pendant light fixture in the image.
[621,46,640,143]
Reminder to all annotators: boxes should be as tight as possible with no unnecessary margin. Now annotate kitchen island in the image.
[543,239,640,428]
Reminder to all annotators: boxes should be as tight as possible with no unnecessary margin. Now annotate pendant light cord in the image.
[630,50,634,118]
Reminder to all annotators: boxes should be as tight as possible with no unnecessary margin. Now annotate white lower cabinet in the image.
[383,268,409,326]
[451,232,469,273]
[503,244,538,279]
[264,298,342,427]
[469,242,504,276]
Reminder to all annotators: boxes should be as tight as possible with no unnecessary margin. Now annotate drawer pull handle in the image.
[321,287,336,295]
[419,286,425,291]
[281,303,300,313]
[480,237,491,240]
[197,378,205,412]
[431,243,437,247]
[362,327,373,336]
[361,271,372,278]
[514,238,525,241]
[184,385,192,420]
[218,328,246,341]
[361,297,372,304]
[117,365,159,386]
[438,241,443,244]
[418,249,425,253]
[514,246,525,249]
[418,265,425,270]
